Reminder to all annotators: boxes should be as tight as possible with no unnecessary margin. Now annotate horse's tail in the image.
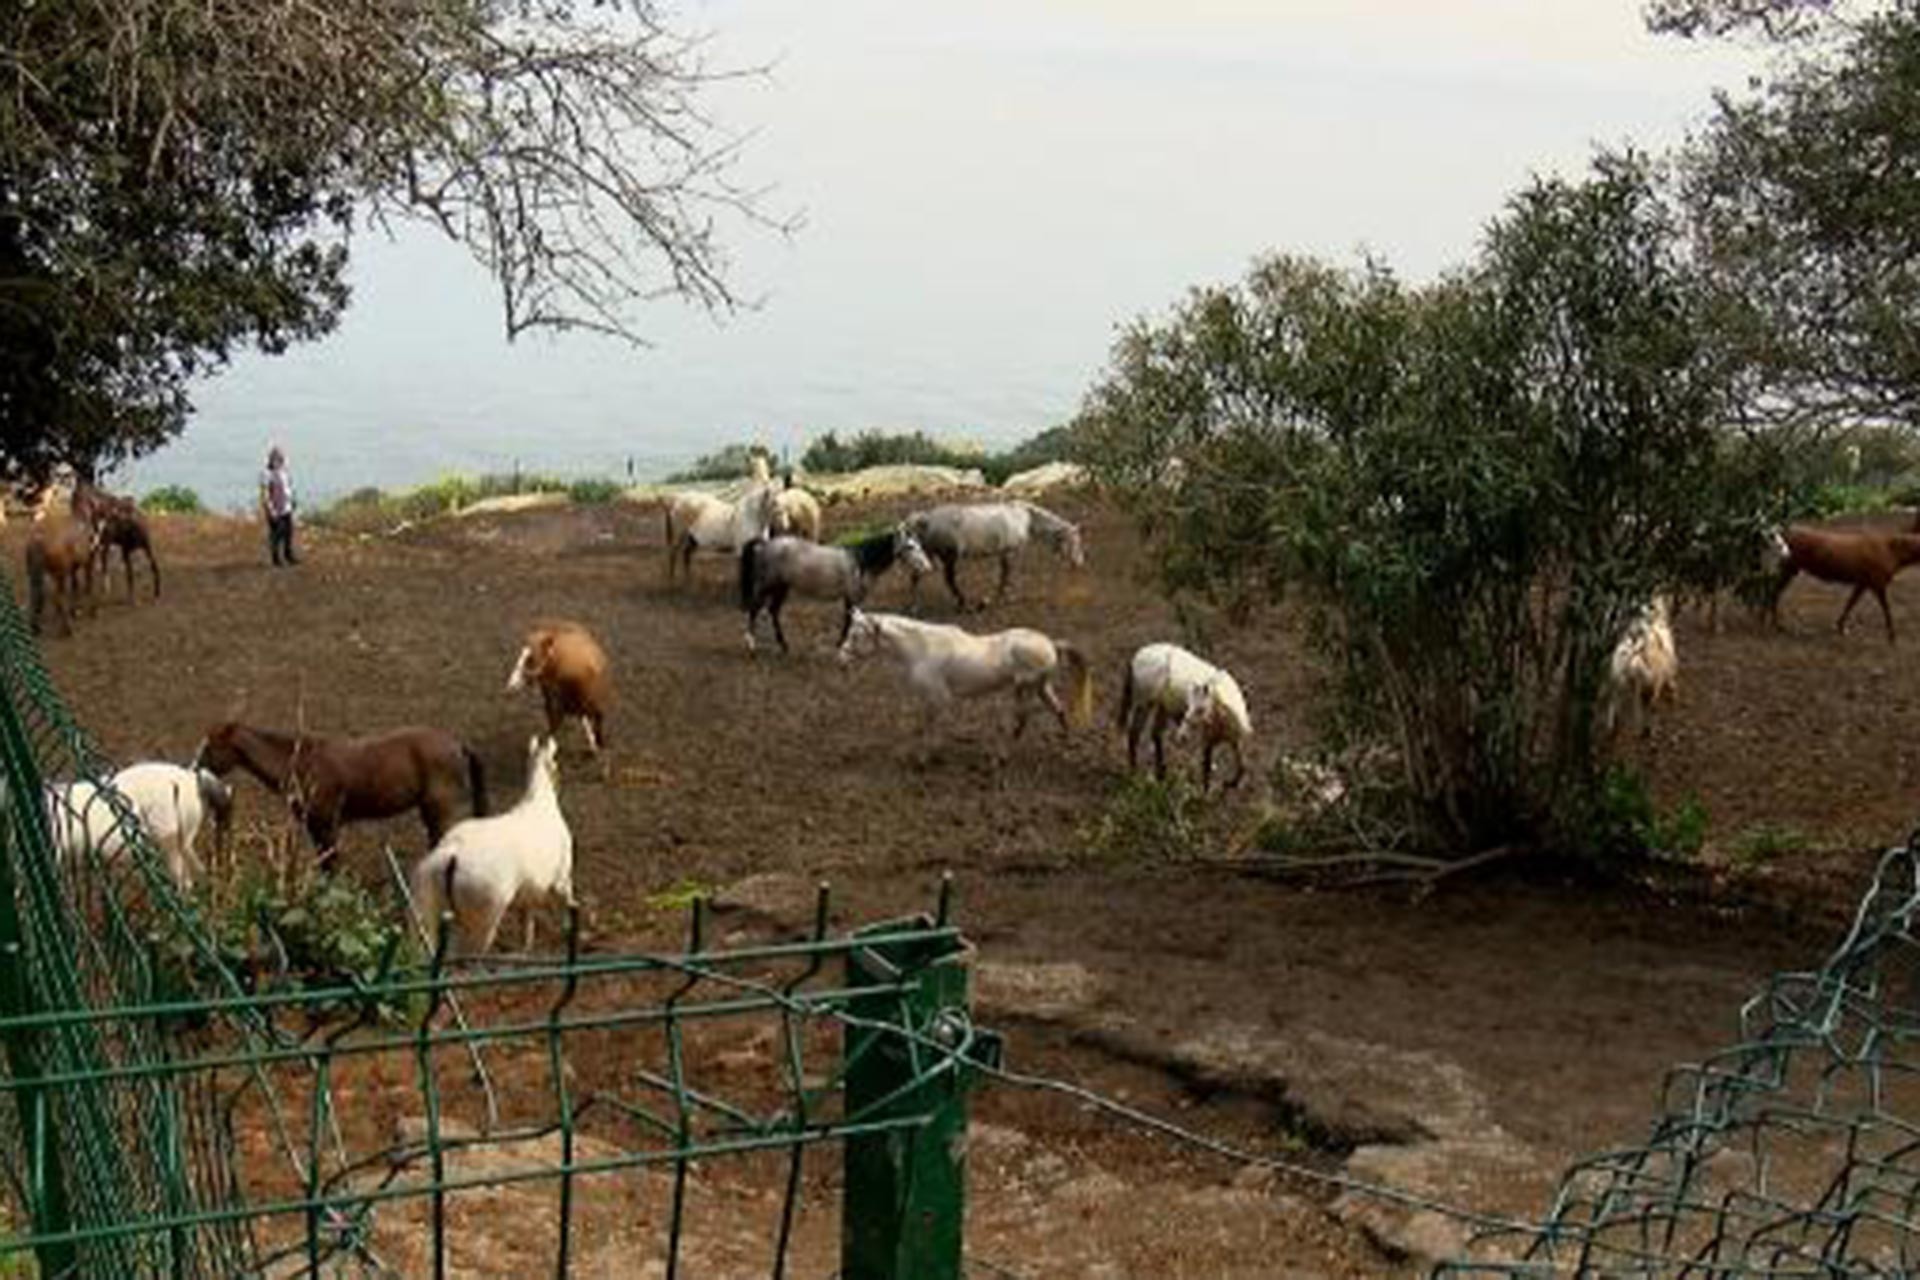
[1116,654,1134,734]
[464,746,489,818]
[739,536,764,611]
[23,542,44,632]
[1057,641,1095,730]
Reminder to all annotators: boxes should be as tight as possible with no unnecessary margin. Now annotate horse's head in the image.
[527,734,561,788]
[838,608,880,666]
[895,527,934,577]
[1173,681,1215,743]
[1057,522,1086,569]
[193,722,242,776]
[507,633,552,692]
[196,769,235,856]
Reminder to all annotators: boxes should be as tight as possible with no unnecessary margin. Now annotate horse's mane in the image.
[847,529,900,575]
[1018,501,1075,540]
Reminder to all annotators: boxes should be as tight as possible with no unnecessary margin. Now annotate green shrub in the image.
[1581,768,1708,863]
[1078,775,1206,863]
[567,477,623,505]
[140,484,203,513]
[178,872,422,1024]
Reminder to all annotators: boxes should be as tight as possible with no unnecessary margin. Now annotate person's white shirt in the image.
[260,465,295,519]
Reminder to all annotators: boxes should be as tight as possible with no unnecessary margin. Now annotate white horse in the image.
[411,736,573,957]
[663,483,778,587]
[903,500,1085,611]
[770,486,823,541]
[47,762,234,889]
[1605,596,1678,742]
[1117,643,1253,790]
[740,527,932,653]
[837,609,1094,750]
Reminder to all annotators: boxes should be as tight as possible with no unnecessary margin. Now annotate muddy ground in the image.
[14,497,1916,1276]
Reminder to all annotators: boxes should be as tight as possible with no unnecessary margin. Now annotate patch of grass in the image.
[1730,823,1812,867]
[667,444,773,483]
[645,878,715,912]
[1078,775,1207,863]
[140,484,203,513]
[831,521,897,547]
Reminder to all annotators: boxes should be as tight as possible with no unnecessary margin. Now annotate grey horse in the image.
[903,500,1085,612]
[739,526,934,653]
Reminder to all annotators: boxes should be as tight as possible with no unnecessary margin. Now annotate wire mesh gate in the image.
[0,578,998,1278]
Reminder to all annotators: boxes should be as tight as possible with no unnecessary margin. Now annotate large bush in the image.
[1079,156,1789,859]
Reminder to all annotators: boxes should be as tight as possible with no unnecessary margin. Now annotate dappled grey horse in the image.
[739,526,934,653]
[903,500,1085,612]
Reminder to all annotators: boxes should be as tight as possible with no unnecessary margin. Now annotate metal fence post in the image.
[841,913,999,1280]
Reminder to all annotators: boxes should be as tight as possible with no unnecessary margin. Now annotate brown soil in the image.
[16,499,1911,1276]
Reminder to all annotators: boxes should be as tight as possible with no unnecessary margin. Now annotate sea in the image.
[114,2,1762,510]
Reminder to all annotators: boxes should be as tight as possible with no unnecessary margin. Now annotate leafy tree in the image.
[1079,156,1786,861]
[0,1,775,484]
[1655,1,1920,426]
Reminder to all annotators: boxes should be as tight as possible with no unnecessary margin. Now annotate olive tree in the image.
[0,0,777,483]
[1079,156,1784,861]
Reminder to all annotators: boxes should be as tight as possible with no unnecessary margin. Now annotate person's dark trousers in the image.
[268,514,298,565]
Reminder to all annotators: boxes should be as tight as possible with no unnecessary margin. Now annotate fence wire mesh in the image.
[0,572,992,1278]
[1436,838,1920,1276]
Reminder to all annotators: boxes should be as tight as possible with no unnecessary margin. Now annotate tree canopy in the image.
[1078,157,1787,857]
[0,0,772,483]
[1657,0,1920,426]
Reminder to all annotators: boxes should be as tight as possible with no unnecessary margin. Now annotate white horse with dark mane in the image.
[837,608,1093,751]
[663,483,778,587]
[740,527,932,653]
[903,500,1085,611]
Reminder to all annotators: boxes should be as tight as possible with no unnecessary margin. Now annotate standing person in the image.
[259,445,298,566]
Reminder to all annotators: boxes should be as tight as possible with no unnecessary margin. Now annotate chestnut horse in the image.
[24,515,96,635]
[1770,525,1920,642]
[194,721,489,869]
[93,501,159,602]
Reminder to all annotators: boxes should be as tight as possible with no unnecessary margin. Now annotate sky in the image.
[123,1,1764,507]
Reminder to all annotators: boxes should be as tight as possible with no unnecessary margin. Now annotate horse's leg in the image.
[1877,586,1897,643]
[837,599,856,647]
[543,688,565,740]
[1011,683,1035,740]
[122,546,134,602]
[1151,711,1168,781]
[145,546,160,599]
[421,801,447,848]
[1126,706,1146,772]
[1837,584,1867,635]
[1038,680,1069,733]
[768,585,791,654]
[993,552,1013,607]
[585,711,605,755]
[308,814,340,873]
[1202,739,1217,792]
[1767,565,1798,630]
[940,552,968,612]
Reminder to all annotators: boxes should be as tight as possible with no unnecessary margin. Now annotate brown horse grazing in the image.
[93,503,159,602]
[24,515,97,636]
[1770,525,1920,642]
[193,721,489,869]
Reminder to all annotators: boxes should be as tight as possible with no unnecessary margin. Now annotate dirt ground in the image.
[16,496,1916,1276]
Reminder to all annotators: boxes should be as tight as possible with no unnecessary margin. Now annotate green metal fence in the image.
[0,577,998,1277]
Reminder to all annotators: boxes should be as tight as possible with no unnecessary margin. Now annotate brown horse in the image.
[94,502,159,602]
[193,721,489,869]
[1770,525,1920,642]
[24,514,97,636]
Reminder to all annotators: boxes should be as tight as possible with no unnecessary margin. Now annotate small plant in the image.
[566,477,623,505]
[1079,775,1206,863]
[1582,768,1709,862]
[140,484,203,513]
[159,869,422,1024]
[645,878,714,912]
[667,443,772,483]
[1731,823,1812,867]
